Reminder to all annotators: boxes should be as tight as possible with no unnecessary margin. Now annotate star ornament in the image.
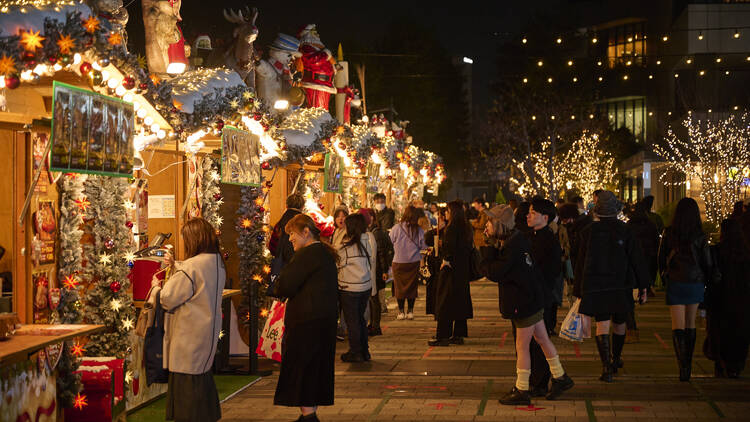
[110,298,122,312]
[122,317,134,331]
[57,34,75,54]
[0,54,18,75]
[71,342,85,357]
[82,16,100,34]
[75,197,90,211]
[20,30,45,52]
[99,253,112,265]
[124,251,137,264]
[262,265,271,274]
[218,330,226,340]
[259,308,269,317]
[125,370,134,384]
[63,274,79,289]
[108,32,123,46]
[73,393,88,410]
[241,218,252,229]
[252,274,263,283]
[229,99,239,108]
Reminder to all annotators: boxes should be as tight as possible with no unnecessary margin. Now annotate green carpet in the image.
[126,374,259,422]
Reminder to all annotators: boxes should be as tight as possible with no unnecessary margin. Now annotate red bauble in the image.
[213,193,222,201]
[216,119,224,130]
[125,221,134,229]
[253,113,262,121]
[138,82,148,91]
[79,61,92,74]
[223,252,230,260]
[122,76,136,90]
[109,281,121,293]
[258,207,265,213]
[48,56,58,64]
[261,162,271,170]
[4,74,20,89]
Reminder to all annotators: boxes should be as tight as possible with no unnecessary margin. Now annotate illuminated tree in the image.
[559,131,618,202]
[653,113,750,225]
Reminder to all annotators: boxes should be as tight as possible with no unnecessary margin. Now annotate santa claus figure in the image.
[296,24,337,110]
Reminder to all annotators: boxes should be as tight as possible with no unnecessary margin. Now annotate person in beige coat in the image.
[161,218,226,422]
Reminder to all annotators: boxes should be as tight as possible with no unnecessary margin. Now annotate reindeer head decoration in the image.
[223,7,259,70]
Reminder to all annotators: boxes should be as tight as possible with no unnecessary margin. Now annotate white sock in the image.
[515,368,531,391]
[547,355,565,379]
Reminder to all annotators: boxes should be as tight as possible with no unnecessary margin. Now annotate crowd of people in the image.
[158,187,750,421]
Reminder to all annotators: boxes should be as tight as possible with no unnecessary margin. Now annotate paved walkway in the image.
[221,280,750,421]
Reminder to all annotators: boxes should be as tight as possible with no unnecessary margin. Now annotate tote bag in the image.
[559,298,584,342]
[144,290,169,385]
[255,300,286,362]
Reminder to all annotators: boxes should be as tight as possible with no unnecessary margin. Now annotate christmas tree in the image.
[201,156,223,229]
[82,176,136,360]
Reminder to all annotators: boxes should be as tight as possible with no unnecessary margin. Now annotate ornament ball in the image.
[5,74,20,89]
[223,252,230,260]
[98,57,110,67]
[216,119,224,130]
[125,221,134,229]
[138,82,148,91]
[213,193,222,201]
[261,162,271,170]
[122,76,135,90]
[90,70,103,85]
[110,281,121,293]
[104,238,115,249]
[60,54,72,65]
[79,61,92,74]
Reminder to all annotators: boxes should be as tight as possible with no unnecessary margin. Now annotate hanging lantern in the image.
[166,26,188,75]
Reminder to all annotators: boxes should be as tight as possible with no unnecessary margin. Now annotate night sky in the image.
[125,1,555,110]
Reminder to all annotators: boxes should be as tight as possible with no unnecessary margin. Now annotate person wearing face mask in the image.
[270,214,340,422]
[373,193,395,231]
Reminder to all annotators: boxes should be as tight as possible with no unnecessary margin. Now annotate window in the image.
[607,22,647,68]
[599,97,647,141]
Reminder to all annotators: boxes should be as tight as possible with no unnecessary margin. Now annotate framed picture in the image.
[220,126,261,186]
[324,153,343,193]
[50,81,134,177]
[367,162,382,194]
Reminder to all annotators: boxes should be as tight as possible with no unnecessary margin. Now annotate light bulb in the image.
[73,53,82,64]
[115,85,126,96]
[143,116,153,126]
[522,77,528,83]
[522,37,527,44]
[698,32,703,40]
[157,130,166,139]
[537,60,543,67]
[734,30,740,39]
[662,35,669,42]
[592,37,598,44]
[123,93,134,102]
[107,78,118,89]
[151,123,160,133]
[556,37,562,44]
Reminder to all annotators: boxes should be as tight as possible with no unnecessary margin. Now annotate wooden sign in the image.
[50,81,134,177]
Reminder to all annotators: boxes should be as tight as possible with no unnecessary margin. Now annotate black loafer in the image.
[428,338,451,346]
[499,386,531,405]
[449,336,464,345]
[546,373,574,400]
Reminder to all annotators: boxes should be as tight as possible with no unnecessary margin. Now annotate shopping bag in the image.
[559,298,584,342]
[255,300,286,362]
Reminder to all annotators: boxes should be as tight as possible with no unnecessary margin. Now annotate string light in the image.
[556,37,562,44]
[537,60,543,67]
[699,70,705,76]
[567,60,573,66]
[662,35,669,42]
[522,37,527,44]
[734,29,741,39]
[716,57,722,63]
[698,31,704,40]
[591,37,598,44]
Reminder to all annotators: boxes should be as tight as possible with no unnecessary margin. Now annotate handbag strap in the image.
[152,290,165,329]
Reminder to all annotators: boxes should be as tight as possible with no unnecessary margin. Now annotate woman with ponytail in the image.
[271,214,340,422]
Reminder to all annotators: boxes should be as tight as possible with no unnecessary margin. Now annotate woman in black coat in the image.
[480,205,573,406]
[704,218,750,378]
[271,214,340,422]
[424,208,446,316]
[657,197,715,382]
[429,201,473,346]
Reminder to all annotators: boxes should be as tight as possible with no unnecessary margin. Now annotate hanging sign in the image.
[50,81,134,177]
[220,126,261,186]
[324,153,343,193]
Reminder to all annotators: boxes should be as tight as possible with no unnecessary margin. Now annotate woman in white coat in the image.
[161,217,226,422]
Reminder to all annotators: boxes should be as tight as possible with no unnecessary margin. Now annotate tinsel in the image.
[200,156,223,230]
[236,185,272,333]
[53,174,85,409]
[81,176,135,361]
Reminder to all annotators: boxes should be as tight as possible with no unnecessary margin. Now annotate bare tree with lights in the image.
[653,113,750,226]
[558,131,618,202]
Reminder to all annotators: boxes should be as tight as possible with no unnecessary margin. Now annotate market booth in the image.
[0,2,446,421]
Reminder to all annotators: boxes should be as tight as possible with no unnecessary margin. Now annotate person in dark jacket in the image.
[527,198,563,337]
[627,202,660,289]
[705,218,750,378]
[575,191,649,383]
[373,193,395,231]
[269,194,304,276]
[643,195,665,234]
[430,200,474,346]
[271,214,340,422]
[424,208,447,317]
[658,197,715,382]
[480,204,574,405]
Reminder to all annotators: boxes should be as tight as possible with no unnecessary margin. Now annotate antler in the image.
[251,7,258,25]
[223,9,244,24]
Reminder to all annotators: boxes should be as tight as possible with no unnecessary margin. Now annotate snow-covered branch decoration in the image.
[201,156,223,230]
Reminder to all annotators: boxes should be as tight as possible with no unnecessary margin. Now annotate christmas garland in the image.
[200,156,223,230]
[53,173,85,408]
[236,185,272,332]
[81,176,135,361]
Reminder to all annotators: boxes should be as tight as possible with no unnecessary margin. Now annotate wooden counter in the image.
[0,324,105,366]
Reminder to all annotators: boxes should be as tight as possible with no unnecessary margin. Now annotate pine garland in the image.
[82,176,135,360]
[53,174,85,408]
[236,185,272,331]
[201,156,223,229]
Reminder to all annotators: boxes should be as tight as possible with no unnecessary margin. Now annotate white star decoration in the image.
[99,253,112,265]
[242,91,253,100]
[229,99,239,108]
[124,251,137,264]
[123,200,136,210]
[214,215,223,226]
[110,299,122,312]
[210,171,220,182]
[218,330,226,340]
[122,317,134,331]
[125,370,133,384]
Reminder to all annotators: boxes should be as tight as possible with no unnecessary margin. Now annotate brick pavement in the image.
[220,280,750,421]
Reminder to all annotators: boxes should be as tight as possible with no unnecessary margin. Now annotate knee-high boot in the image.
[595,334,613,382]
[672,329,687,381]
[684,328,696,381]
[611,333,626,374]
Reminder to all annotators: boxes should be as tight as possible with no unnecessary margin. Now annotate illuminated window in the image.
[598,96,647,141]
[607,22,647,68]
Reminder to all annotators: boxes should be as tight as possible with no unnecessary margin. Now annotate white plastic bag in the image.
[559,298,584,342]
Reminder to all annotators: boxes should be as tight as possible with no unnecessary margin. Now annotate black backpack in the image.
[144,290,169,385]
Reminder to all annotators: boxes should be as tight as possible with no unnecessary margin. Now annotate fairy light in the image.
[653,113,750,225]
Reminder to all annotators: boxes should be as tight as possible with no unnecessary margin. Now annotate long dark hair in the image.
[285,214,340,264]
[183,217,221,258]
[400,205,424,238]
[670,197,703,249]
[447,200,471,243]
[343,213,370,260]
